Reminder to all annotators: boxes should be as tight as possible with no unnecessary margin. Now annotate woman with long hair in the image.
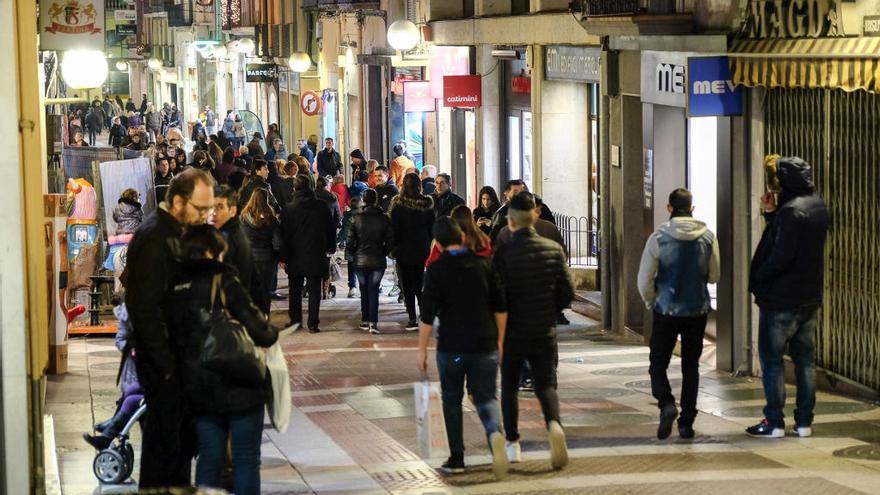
[240,189,280,314]
[388,173,435,330]
[348,189,393,334]
[473,185,501,236]
[425,204,493,267]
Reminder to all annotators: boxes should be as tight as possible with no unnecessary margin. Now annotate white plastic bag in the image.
[414,380,449,459]
[266,340,291,433]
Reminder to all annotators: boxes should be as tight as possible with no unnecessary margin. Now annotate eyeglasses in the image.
[188,201,214,215]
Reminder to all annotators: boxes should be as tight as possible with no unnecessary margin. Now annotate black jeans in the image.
[347,259,358,289]
[501,338,561,442]
[398,263,424,320]
[649,312,707,426]
[289,275,322,329]
[254,260,275,314]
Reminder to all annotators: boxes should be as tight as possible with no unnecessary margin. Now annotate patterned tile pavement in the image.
[46,270,880,494]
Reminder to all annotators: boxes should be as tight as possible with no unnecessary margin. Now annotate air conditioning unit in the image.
[491,49,521,60]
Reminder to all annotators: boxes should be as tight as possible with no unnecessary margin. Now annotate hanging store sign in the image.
[511,76,531,94]
[641,51,694,108]
[545,45,601,83]
[300,90,321,116]
[687,56,743,117]
[114,9,137,22]
[429,46,470,101]
[245,64,277,83]
[404,81,435,113]
[40,0,105,51]
[443,75,481,108]
[744,0,845,39]
[116,24,137,35]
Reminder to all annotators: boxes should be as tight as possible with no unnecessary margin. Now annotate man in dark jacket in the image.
[431,173,465,217]
[248,132,265,157]
[418,217,509,477]
[746,157,829,439]
[350,148,367,183]
[316,175,343,229]
[420,165,437,195]
[298,138,315,164]
[238,159,281,213]
[489,179,527,240]
[494,191,574,470]
[373,166,399,213]
[316,137,343,178]
[280,174,336,332]
[125,168,215,489]
[348,190,394,333]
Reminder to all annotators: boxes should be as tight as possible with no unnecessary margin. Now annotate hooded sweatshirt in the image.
[637,216,720,317]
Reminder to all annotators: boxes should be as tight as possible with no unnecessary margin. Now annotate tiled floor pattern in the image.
[46,272,880,494]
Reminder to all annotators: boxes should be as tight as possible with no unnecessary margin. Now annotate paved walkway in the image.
[47,275,880,494]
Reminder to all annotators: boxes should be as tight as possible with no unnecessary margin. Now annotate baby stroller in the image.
[92,401,146,485]
[324,253,344,299]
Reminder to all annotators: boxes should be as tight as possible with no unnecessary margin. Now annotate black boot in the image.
[83,409,128,450]
[94,417,114,433]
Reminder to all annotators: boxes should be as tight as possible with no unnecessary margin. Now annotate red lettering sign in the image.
[443,75,481,108]
[511,76,531,94]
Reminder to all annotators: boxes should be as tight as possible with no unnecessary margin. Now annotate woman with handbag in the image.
[173,225,278,495]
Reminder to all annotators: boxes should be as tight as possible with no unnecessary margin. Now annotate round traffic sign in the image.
[300,91,321,116]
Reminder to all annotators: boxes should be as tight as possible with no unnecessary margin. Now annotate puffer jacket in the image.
[348,205,394,269]
[637,216,721,316]
[112,197,144,234]
[493,228,574,344]
[749,157,829,311]
[171,259,277,415]
[389,194,434,265]
[145,110,161,130]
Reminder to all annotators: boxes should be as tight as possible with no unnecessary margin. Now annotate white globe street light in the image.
[288,52,311,73]
[115,60,128,71]
[237,37,255,55]
[387,20,419,51]
[147,58,162,70]
[61,50,109,89]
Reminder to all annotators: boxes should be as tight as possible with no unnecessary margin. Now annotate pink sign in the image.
[404,81,435,113]
[429,46,470,100]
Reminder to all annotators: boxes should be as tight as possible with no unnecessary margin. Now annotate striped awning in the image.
[729,37,880,93]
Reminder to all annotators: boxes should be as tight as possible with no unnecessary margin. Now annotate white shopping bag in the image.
[414,380,449,459]
[266,340,291,433]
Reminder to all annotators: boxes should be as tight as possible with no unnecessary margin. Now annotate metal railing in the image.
[553,213,600,268]
[577,0,679,15]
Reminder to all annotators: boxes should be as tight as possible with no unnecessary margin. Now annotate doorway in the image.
[451,108,477,204]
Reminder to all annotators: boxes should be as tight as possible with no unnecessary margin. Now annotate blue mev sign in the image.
[687,56,743,117]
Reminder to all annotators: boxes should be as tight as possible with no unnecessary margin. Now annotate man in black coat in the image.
[494,191,574,470]
[489,179,527,240]
[431,173,465,218]
[746,157,829,439]
[125,168,215,489]
[316,137,343,178]
[238,159,281,214]
[316,175,343,228]
[280,174,336,332]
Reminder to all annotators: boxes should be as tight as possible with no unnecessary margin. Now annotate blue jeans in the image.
[194,408,264,495]
[758,306,818,428]
[436,351,504,455]
[356,268,384,323]
[347,260,358,289]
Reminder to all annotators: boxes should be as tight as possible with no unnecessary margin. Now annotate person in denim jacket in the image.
[638,188,720,440]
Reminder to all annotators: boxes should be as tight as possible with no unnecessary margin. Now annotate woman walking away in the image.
[474,186,501,236]
[426,204,492,267]
[348,190,393,334]
[172,225,277,495]
[240,189,281,314]
[389,173,435,331]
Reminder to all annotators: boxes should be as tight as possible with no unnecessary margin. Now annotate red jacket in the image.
[331,183,350,212]
[425,241,492,268]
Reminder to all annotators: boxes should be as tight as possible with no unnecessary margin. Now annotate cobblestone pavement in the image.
[47,273,880,494]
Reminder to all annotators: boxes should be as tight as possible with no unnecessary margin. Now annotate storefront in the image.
[729,3,880,392]
[501,51,533,188]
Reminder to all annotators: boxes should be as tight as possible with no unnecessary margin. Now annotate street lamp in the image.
[288,52,311,73]
[387,20,419,51]
[60,50,109,89]
[147,58,162,70]
[115,60,128,71]
[237,37,255,55]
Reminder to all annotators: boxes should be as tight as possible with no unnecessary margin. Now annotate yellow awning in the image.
[729,37,880,93]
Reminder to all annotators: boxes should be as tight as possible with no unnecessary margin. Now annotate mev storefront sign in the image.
[245,64,277,83]
[687,56,743,117]
[443,75,481,108]
[641,51,695,108]
[545,45,601,83]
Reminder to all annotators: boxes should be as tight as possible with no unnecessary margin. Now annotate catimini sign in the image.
[545,45,601,83]
[443,75,481,108]
[40,0,105,51]
[245,64,277,83]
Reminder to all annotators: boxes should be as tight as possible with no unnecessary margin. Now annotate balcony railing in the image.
[301,0,380,11]
[578,0,678,16]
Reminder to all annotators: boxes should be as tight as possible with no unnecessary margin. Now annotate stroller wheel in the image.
[329,285,336,298]
[93,448,128,484]
[121,443,135,480]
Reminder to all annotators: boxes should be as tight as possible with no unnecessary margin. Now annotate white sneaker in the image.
[794,426,813,437]
[505,440,521,463]
[548,420,569,470]
[368,324,380,335]
[348,288,359,298]
[489,432,509,480]
[358,322,370,331]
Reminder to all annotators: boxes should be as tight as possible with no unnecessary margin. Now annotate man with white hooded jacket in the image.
[637,188,720,440]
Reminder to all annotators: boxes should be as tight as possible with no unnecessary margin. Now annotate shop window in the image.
[512,0,529,14]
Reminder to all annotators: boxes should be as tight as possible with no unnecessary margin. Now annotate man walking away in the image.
[205,105,217,136]
[495,192,574,470]
[280,174,336,333]
[418,217,509,479]
[126,169,215,488]
[746,157,829,439]
[431,173,465,218]
[316,137,343,178]
[637,188,720,440]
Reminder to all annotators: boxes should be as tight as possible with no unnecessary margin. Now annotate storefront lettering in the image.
[745,0,844,39]
[545,46,601,82]
[656,63,685,94]
[692,79,737,95]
